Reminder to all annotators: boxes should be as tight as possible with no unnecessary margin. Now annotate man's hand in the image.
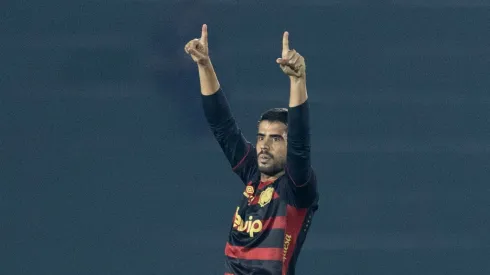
[184,24,219,95]
[184,24,210,66]
[276,32,306,79]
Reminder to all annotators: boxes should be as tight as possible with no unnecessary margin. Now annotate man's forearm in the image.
[286,96,311,186]
[201,87,253,183]
[286,75,311,185]
[288,76,308,107]
[198,62,220,96]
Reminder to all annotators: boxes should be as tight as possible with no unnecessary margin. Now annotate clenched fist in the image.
[276,32,306,79]
[184,24,210,66]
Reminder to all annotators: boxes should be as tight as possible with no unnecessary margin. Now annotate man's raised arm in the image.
[184,24,256,183]
[277,32,312,187]
[184,24,219,96]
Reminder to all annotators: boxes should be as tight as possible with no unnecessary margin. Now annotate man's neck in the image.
[260,171,285,182]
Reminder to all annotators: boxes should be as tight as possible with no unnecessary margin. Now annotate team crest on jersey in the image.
[258,187,274,207]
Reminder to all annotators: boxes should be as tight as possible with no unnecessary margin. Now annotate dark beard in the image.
[258,161,285,176]
[257,152,285,176]
[258,165,284,176]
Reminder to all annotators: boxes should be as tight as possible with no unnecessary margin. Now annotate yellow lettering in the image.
[238,220,248,231]
[249,220,263,237]
[233,207,242,228]
[245,216,253,233]
[232,207,264,237]
[283,234,292,262]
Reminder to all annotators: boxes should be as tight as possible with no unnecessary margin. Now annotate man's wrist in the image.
[197,58,212,69]
[290,75,306,84]
[288,75,308,107]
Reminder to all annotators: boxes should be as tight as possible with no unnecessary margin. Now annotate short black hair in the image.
[258,108,288,127]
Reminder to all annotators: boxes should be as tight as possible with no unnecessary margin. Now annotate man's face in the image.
[256,120,287,176]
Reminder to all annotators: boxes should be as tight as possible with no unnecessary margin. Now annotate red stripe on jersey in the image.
[225,243,283,261]
[282,206,307,275]
[262,215,286,230]
[258,179,275,189]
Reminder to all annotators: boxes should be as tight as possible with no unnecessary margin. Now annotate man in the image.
[184,24,319,275]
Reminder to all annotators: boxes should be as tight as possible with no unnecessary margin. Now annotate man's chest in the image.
[232,182,288,237]
[242,181,279,206]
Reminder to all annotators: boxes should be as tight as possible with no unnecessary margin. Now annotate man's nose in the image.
[261,140,271,150]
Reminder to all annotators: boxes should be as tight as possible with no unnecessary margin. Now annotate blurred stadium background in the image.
[2,0,490,274]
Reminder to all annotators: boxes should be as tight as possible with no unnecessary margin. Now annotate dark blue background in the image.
[2,1,490,274]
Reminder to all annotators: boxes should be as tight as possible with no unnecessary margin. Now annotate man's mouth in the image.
[259,154,272,164]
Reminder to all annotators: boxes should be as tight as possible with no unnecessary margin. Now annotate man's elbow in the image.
[285,165,312,187]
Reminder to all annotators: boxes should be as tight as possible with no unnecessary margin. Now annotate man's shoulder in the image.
[277,170,318,208]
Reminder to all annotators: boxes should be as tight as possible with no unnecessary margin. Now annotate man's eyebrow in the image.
[256,133,284,139]
[257,133,283,138]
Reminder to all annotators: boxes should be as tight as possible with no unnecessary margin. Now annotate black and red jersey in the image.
[202,88,319,275]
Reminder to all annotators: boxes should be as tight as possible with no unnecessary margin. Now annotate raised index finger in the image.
[282,31,289,53]
[201,24,208,45]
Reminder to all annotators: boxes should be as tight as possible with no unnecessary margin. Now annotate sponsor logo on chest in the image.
[233,207,263,237]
